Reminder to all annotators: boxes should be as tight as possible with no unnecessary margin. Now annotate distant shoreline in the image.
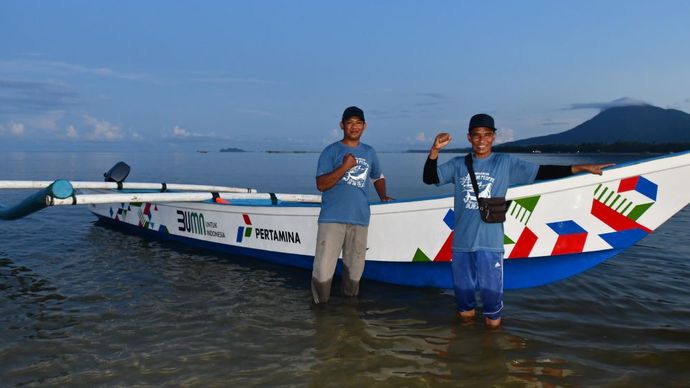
[407,142,690,154]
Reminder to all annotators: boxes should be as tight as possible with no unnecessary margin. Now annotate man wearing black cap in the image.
[311,106,393,304]
[423,113,612,328]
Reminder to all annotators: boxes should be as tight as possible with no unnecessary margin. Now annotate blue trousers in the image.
[451,251,504,320]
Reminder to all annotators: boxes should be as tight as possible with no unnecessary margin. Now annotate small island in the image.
[219,147,246,153]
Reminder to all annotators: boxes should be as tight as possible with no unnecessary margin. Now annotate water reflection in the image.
[309,297,578,386]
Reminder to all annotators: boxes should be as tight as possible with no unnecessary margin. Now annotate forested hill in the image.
[500,105,690,147]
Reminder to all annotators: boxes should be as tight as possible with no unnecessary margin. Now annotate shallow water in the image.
[1,151,689,386]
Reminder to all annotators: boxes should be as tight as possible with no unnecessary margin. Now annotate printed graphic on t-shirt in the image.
[461,172,495,209]
[343,157,370,188]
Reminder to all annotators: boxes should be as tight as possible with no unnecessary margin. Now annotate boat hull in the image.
[89,151,690,289]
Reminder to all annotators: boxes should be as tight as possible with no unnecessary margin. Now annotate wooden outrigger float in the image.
[2,152,689,289]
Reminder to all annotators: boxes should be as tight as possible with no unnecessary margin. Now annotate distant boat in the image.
[2,151,690,290]
[197,150,209,154]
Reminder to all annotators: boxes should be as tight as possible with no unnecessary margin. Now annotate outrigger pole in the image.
[0,179,74,220]
[46,191,322,206]
[0,161,320,221]
[1,180,321,221]
[0,181,257,193]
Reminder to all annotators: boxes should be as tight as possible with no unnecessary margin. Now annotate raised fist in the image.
[433,133,452,150]
[342,153,357,170]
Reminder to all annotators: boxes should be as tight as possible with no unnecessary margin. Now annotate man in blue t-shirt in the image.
[423,113,612,328]
[312,106,393,304]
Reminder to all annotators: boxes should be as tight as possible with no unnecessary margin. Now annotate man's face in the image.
[467,127,495,158]
[340,117,366,141]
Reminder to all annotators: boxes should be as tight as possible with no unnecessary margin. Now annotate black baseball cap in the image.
[468,113,496,132]
[342,106,365,123]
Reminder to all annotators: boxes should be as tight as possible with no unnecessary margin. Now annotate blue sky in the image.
[2,1,689,152]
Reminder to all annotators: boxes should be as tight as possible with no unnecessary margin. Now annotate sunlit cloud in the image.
[166,125,225,142]
[7,122,25,137]
[66,125,78,138]
[26,110,66,131]
[494,127,514,144]
[415,131,432,142]
[171,125,192,138]
[83,115,123,140]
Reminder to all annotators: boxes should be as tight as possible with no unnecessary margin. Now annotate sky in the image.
[2,0,690,152]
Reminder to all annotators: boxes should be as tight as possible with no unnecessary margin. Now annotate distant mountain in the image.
[499,105,690,147]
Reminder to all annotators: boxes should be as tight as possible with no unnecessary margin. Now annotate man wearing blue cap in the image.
[312,106,393,304]
[423,113,612,328]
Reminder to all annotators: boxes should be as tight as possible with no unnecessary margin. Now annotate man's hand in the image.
[316,153,358,192]
[429,133,452,160]
[572,163,615,175]
[342,153,357,170]
[433,133,452,150]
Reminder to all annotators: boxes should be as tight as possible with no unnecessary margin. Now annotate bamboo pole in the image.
[46,191,321,206]
[0,180,256,193]
[0,179,74,220]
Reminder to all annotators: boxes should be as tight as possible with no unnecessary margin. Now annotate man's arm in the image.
[571,163,614,175]
[373,177,393,202]
[423,133,452,185]
[535,163,615,180]
[316,153,356,192]
[423,158,439,184]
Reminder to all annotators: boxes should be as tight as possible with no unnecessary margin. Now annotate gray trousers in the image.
[311,223,368,304]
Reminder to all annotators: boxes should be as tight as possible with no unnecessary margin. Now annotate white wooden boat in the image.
[2,151,689,289]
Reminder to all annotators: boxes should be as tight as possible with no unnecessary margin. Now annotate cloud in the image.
[7,122,26,137]
[25,110,66,131]
[193,75,275,85]
[415,131,432,142]
[0,59,149,81]
[494,127,514,144]
[417,92,448,100]
[82,115,123,140]
[540,120,571,127]
[171,125,191,138]
[165,125,226,142]
[66,125,78,138]
[0,79,78,114]
[566,97,649,111]
[413,92,451,108]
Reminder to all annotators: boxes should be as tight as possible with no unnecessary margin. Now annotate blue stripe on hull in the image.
[95,215,626,290]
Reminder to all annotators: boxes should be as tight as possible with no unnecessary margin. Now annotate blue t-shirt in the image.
[316,141,382,226]
[437,153,538,253]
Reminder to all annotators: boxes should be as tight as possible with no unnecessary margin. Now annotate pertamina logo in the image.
[236,214,301,244]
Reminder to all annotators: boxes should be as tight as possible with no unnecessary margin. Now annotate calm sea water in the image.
[1,151,689,386]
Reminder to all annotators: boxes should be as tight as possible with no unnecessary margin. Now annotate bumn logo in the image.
[177,210,206,235]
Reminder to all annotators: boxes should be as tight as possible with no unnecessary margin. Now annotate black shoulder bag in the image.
[464,154,508,223]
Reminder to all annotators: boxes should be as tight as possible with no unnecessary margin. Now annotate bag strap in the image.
[464,154,481,199]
